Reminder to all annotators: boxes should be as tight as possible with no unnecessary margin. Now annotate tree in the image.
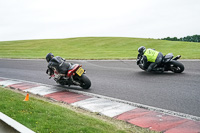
[161,35,200,42]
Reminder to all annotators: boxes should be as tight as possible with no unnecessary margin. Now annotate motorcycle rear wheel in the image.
[168,60,184,73]
[80,74,91,89]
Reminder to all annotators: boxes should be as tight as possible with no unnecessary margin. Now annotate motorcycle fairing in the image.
[67,64,79,77]
[163,53,174,63]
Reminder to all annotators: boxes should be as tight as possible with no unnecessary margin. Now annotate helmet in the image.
[138,46,146,54]
[46,53,54,62]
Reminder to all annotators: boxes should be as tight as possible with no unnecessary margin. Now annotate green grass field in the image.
[0,87,156,133]
[0,37,199,59]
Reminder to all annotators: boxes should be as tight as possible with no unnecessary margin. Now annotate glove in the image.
[46,68,53,76]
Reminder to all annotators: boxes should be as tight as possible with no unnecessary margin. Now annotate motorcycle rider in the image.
[46,53,71,77]
[137,46,164,72]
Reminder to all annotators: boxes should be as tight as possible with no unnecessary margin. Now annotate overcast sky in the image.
[0,0,200,41]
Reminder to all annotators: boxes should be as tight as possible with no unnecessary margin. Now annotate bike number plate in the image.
[76,67,84,76]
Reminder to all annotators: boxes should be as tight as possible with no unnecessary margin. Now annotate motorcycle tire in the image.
[80,74,91,89]
[168,60,184,73]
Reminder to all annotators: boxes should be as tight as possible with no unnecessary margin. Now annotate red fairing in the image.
[54,70,59,74]
[67,64,80,77]
[51,70,58,77]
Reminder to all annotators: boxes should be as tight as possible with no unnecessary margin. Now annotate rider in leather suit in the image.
[46,53,71,76]
[137,46,164,72]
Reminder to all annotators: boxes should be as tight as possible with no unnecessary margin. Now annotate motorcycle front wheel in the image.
[168,60,184,73]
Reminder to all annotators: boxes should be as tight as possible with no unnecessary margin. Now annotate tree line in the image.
[161,35,200,42]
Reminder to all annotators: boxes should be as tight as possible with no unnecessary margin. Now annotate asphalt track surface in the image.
[0,59,200,117]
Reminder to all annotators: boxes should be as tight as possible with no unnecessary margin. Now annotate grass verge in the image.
[0,87,157,133]
[0,37,199,59]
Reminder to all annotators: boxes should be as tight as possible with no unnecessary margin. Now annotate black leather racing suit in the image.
[47,56,71,75]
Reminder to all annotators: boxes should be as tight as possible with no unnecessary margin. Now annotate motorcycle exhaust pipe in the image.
[173,55,181,60]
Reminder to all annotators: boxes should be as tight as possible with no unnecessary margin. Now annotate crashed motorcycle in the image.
[48,63,91,89]
[137,53,184,73]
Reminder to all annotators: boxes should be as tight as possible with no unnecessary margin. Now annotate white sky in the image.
[0,0,200,41]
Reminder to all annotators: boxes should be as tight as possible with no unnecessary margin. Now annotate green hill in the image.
[0,37,199,59]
